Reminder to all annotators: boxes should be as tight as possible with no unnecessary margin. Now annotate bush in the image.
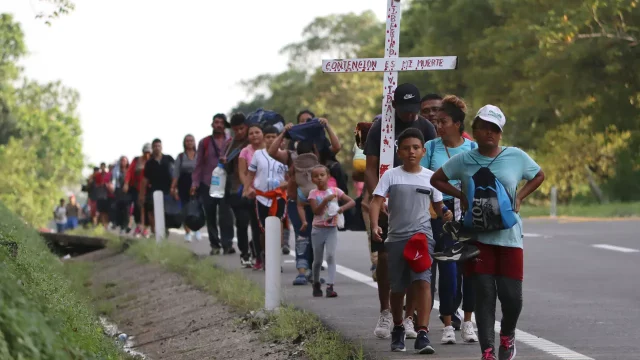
[0,201,125,360]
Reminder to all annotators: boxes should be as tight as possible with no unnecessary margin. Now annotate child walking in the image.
[370,128,452,354]
[304,165,355,298]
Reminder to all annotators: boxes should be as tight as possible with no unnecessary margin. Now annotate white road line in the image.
[592,244,639,253]
[288,250,594,360]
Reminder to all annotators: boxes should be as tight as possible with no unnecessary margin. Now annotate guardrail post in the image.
[265,216,281,311]
[153,191,165,243]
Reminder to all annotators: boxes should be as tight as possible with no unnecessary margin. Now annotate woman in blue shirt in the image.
[420,95,478,345]
[430,105,545,360]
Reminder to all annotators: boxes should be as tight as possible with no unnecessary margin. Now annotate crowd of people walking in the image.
[67,83,544,359]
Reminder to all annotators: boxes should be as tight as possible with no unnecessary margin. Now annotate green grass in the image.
[0,201,130,360]
[520,201,640,218]
[124,239,365,360]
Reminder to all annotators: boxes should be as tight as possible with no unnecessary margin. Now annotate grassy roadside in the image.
[0,202,131,360]
[124,239,364,360]
[520,201,640,218]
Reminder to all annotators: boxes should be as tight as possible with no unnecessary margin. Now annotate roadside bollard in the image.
[153,190,165,243]
[265,216,281,311]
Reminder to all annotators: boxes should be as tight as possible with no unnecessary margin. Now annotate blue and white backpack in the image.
[462,148,518,232]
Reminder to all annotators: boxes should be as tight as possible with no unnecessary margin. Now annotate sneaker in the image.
[240,256,253,268]
[390,325,406,352]
[370,264,377,282]
[142,229,151,239]
[461,321,478,343]
[325,284,337,298]
[443,220,476,242]
[441,325,456,344]
[252,260,263,271]
[482,348,497,360]
[223,247,236,255]
[374,309,393,339]
[439,312,462,330]
[293,274,308,285]
[282,244,290,255]
[403,317,417,339]
[210,248,222,255]
[498,333,516,360]
[433,242,480,262]
[185,233,192,242]
[194,231,202,241]
[312,282,323,297]
[414,329,435,354]
[134,227,142,238]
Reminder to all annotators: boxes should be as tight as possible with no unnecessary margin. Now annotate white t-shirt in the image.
[373,166,443,242]
[248,149,288,207]
[54,206,67,224]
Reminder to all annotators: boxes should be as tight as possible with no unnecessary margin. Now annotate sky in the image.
[1,0,386,173]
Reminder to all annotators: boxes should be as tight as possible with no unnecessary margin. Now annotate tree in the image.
[34,0,75,26]
[0,14,84,225]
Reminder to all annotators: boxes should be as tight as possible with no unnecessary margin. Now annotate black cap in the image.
[393,83,421,114]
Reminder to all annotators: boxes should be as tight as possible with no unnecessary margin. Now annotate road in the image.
[167,218,640,360]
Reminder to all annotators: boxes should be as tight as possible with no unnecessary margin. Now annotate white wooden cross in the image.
[322,0,457,178]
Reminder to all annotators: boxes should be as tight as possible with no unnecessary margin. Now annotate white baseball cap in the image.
[475,105,506,131]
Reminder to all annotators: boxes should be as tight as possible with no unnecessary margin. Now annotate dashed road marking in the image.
[592,244,639,253]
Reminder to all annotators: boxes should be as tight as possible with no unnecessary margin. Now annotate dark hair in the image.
[296,141,315,155]
[100,162,106,167]
[93,167,99,172]
[248,123,263,132]
[420,94,442,103]
[152,138,161,145]
[263,125,279,135]
[183,134,195,151]
[296,109,315,123]
[397,128,425,146]
[230,112,246,127]
[440,95,467,135]
[312,164,329,175]
[213,113,227,122]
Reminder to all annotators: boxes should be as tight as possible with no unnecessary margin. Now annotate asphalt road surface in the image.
[167,218,640,360]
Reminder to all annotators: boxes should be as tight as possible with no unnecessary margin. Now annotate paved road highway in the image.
[167,218,640,360]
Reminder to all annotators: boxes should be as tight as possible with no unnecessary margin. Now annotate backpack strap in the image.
[427,140,437,169]
[470,147,508,168]
[470,141,477,150]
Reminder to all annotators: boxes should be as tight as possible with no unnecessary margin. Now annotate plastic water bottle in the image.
[209,163,226,198]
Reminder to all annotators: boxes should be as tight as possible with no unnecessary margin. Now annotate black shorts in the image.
[255,198,286,233]
[97,199,111,213]
[370,212,388,253]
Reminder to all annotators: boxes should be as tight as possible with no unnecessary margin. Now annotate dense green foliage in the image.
[0,201,125,359]
[232,0,640,204]
[0,14,84,225]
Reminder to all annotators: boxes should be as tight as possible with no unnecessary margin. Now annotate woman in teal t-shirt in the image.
[431,105,545,360]
[420,95,478,345]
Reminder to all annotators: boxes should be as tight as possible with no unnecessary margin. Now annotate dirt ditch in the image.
[76,249,307,360]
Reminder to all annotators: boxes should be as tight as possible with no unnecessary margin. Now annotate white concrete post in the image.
[153,190,165,243]
[550,186,557,218]
[265,216,281,311]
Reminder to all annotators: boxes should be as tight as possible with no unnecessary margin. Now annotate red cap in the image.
[403,233,432,273]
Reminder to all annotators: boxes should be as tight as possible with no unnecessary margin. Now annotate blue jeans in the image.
[56,223,66,233]
[287,199,314,270]
[430,217,458,316]
[66,217,78,230]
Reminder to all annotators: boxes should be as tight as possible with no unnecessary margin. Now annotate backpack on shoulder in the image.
[462,148,518,232]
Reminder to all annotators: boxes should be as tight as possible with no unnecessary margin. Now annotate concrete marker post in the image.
[265,216,281,311]
[153,190,165,243]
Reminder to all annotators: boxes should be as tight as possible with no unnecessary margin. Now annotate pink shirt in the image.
[308,187,344,227]
[239,145,258,165]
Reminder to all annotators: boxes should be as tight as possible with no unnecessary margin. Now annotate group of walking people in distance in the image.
[74,81,544,360]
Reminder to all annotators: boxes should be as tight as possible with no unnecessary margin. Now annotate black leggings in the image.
[474,274,523,352]
[454,262,476,313]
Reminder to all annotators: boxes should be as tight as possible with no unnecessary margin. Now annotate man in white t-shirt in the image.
[54,198,68,233]
[247,125,289,259]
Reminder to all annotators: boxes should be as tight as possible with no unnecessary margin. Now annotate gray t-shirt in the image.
[373,167,443,242]
[173,152,197,179]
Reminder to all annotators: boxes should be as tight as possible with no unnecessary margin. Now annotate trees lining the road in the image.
[232,0,640,204]
[0,14,83,225]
